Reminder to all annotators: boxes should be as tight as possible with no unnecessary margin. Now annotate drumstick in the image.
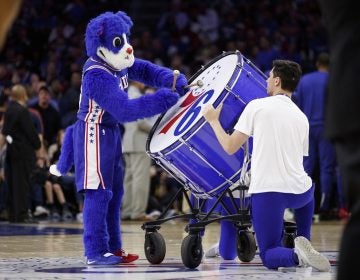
[184,80,204,89]
[172,70,180,91]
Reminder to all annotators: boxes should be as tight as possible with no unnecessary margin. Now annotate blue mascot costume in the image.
[50,11,187,265]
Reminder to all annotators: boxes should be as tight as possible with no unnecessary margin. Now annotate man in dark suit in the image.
[2,84,41,223]
[318,1,360,279]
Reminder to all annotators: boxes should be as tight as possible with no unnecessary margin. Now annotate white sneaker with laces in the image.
[204,242,220,258]
[33,206,49,217]
[76,212,83,223]
[294,236,331,272]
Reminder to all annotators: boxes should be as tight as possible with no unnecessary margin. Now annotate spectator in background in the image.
[255,37,281,73]
[59,71,81,128]
[0,63,12,112]
[28,105,50,219]
[11,62,32,86]
[27,72,41,99]
[0,85,11,115]
[31,156,72,221]
[48,129,83,222]
[0,114,8,221]
[49,78,64,109]
[44,174,73,221]
[2,84,41,223]
[121,81,156,221]
[27,81,59,113]
[147,163,182,219]
[30,157,49,219]
[30,85,61,147]
[294,53,348,220]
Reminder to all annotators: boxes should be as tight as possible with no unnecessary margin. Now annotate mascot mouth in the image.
[99,49,131,61]
[99,49,107,60]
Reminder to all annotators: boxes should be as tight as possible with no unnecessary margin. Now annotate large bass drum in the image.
[147,51,267,198]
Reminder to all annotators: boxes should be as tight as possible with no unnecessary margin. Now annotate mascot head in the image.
[85,11,135,70]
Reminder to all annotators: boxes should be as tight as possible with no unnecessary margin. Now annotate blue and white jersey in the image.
[77,57,129,126]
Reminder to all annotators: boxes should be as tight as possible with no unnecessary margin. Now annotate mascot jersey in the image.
[78,57,129,126]
[74,57,128,192]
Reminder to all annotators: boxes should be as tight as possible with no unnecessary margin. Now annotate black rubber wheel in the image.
[283,233,295,248]
[237,230,256,262]
[181,234,203,269]
[144,231,166,264]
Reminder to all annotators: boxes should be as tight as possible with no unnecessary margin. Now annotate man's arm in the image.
[203,103,249,155]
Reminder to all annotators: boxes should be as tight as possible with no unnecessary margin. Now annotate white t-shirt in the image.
[234,95,312,194]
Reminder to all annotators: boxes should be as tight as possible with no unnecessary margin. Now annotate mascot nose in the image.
[126,47,133,54]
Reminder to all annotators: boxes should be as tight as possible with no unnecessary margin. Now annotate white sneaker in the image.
[33,206,49,217]
[164,209,177,219]
[148,210,162,219]
[294,236,331,272]
[76,212,83,223]
[204,242,220,258]
[284,208,295,222]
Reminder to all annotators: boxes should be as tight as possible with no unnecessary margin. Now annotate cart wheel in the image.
[181,234,203,269]
[237,230,256,262]
[144,231,166,264]
[283,233,295,248]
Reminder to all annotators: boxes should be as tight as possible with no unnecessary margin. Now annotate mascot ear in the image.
[85,15,107,57]
[116,11,133,30]
[97,24,104,37]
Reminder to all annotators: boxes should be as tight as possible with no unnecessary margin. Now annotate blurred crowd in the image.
[0,0,345,224]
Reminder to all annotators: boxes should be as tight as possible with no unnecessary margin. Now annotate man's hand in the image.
[203,103,223,123]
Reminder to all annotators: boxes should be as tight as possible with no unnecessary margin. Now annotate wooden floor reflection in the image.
[0,219,345,279]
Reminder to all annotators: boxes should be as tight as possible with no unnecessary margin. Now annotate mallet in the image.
[172,70,180,91]
[184,80,204,89]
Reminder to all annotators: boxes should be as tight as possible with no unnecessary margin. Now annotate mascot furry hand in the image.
[50,11,187,265]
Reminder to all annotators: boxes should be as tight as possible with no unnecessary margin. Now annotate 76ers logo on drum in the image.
[159,89,214,136]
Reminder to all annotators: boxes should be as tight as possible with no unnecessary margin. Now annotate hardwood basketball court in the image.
[0,219,344,279]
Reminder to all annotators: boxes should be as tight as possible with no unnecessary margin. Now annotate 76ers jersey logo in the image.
[159,89,214,136]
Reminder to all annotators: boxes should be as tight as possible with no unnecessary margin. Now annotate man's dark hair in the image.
[272,60,302,92]
[38,85,50,93]
[316,52,330,68]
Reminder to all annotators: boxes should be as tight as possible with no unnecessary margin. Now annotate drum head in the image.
[149,52,241,153]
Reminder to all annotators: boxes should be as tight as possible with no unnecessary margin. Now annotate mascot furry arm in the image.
[82,67,179,123]
[129,58,187,95]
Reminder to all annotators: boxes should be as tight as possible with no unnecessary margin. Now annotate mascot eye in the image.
[113,37,122,48]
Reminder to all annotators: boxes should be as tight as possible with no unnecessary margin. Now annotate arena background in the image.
[0,1,342,280]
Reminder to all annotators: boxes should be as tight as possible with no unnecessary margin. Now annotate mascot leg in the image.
[219,220,237,260]
[108,183,138,263]
[107,139,139,263]
[83,189,122,265]
[107,183,123,253]
[204,196,238,259]
[219,196,237,260]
